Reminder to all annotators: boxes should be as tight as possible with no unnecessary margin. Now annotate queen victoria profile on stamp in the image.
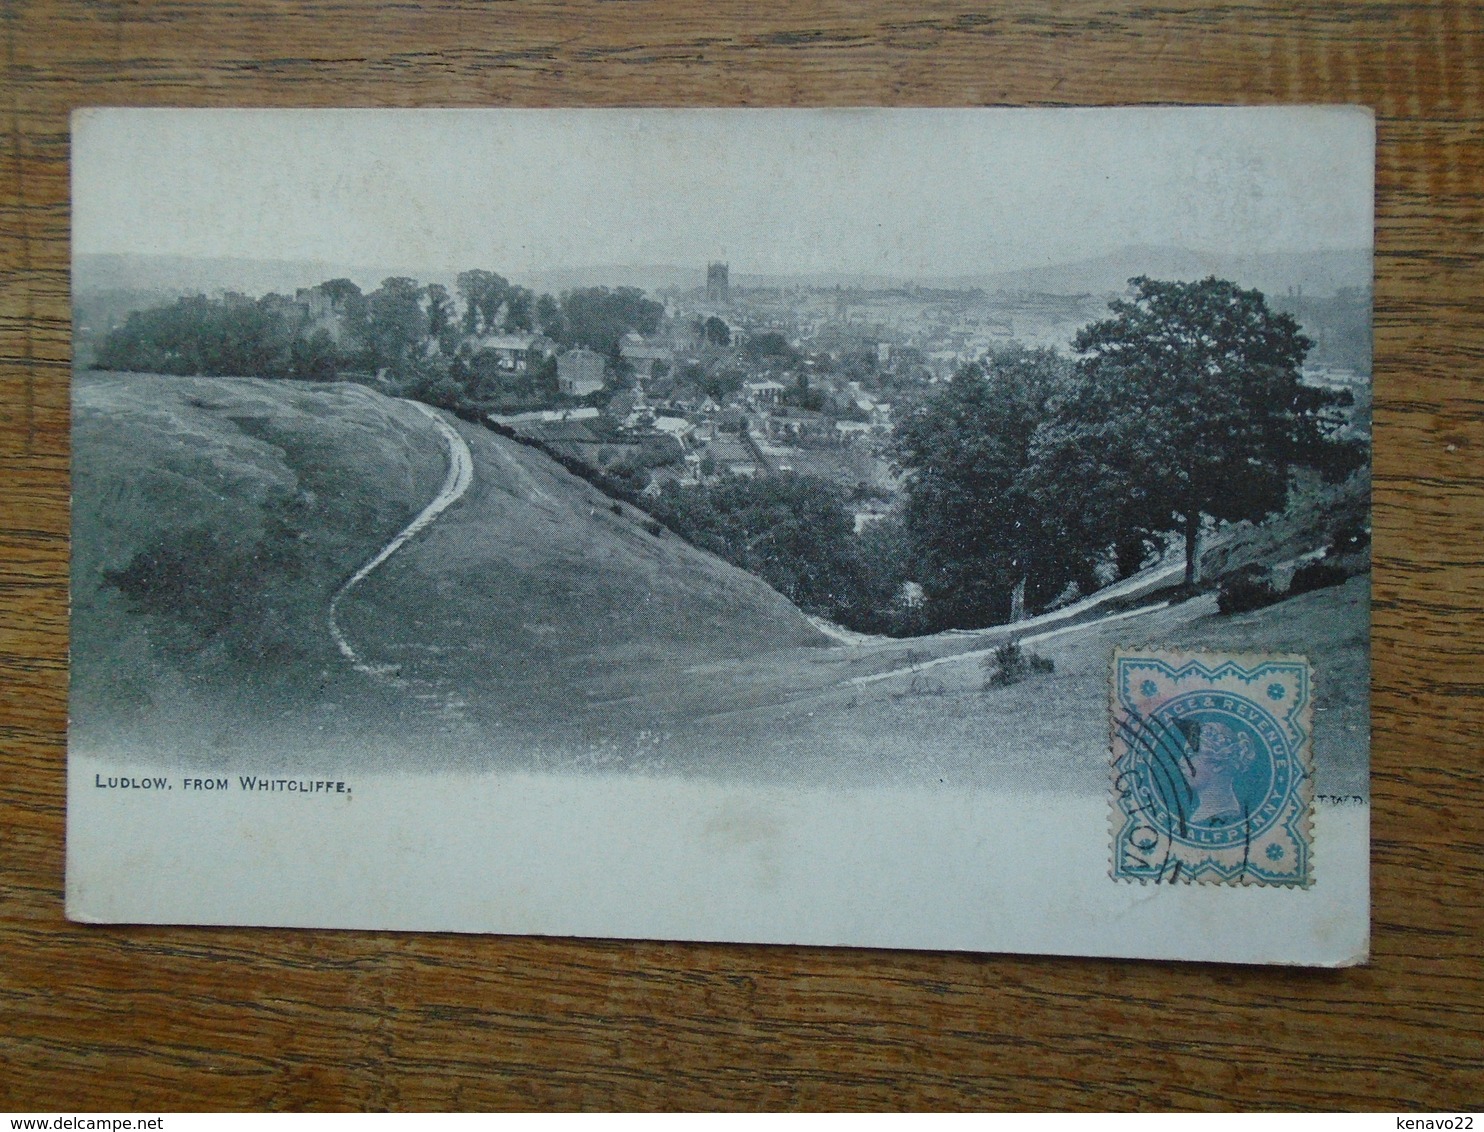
[1111,649,1315,886]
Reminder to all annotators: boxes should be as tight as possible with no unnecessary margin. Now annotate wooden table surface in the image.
[3,0,1481,1112]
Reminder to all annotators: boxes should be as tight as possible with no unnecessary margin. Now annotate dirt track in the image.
[327,398,474,676]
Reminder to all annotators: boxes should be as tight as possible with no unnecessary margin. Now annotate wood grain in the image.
[3,0,1481,1111]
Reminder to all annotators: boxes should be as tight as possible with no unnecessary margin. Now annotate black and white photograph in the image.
[66,107,1372,963]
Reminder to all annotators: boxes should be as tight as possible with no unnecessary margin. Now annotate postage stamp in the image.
[1110,649,1314,886]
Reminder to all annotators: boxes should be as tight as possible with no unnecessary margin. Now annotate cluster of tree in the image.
[892,346,1080,628]
[559,287,665,355]
[645,473,940,635]
[661,359,751,405]
[455,270,533,339]
[93,292,340,381]
[889,277,1365,631]
[605,436,686,494]
[93,271,671,413]
[778,373,826,412]
[651,473,896,628]
[742,330,800,366]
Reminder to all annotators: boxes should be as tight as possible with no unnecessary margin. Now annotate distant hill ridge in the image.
[947,245,1373,299]
[75,244,1372,306]
[74,253,395,300]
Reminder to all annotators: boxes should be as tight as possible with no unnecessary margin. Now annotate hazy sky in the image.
[73,107,1373,279]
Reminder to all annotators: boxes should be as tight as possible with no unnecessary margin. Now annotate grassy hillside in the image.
[71,373,449,746]
[70,372,826,764]
[318,396,839,760]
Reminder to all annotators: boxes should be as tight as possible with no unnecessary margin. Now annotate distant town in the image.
[442,262,1369,534]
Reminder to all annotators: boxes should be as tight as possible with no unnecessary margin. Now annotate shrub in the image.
[101,503,319,675]
[1217,569,1282,615]
[1289,558,1349,596]
[984,640,1054,688]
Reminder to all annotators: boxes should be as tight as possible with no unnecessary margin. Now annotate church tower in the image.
[705,262,729,303]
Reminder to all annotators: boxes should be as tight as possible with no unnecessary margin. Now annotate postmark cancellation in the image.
[1110,649,1314,886]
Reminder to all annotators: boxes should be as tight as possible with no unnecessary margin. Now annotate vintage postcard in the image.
[67,107,1372,964]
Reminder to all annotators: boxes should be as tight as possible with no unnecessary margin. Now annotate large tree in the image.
[892,346,1079,629]
[424,283,457,355]
[534,292,566,342]
[1060,276,1339,586]
[655,473,868,623]
[503,286,535,333]
[366,276,428,374]
[456,269,511,336]
[701,316,731,348]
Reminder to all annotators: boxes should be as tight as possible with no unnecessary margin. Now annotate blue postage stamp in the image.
[1110,649,1314,886]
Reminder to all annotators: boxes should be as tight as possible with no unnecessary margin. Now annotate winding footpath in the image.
[328,401,474,677]
[821,557,1194,690]
[842,601,1174,689]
